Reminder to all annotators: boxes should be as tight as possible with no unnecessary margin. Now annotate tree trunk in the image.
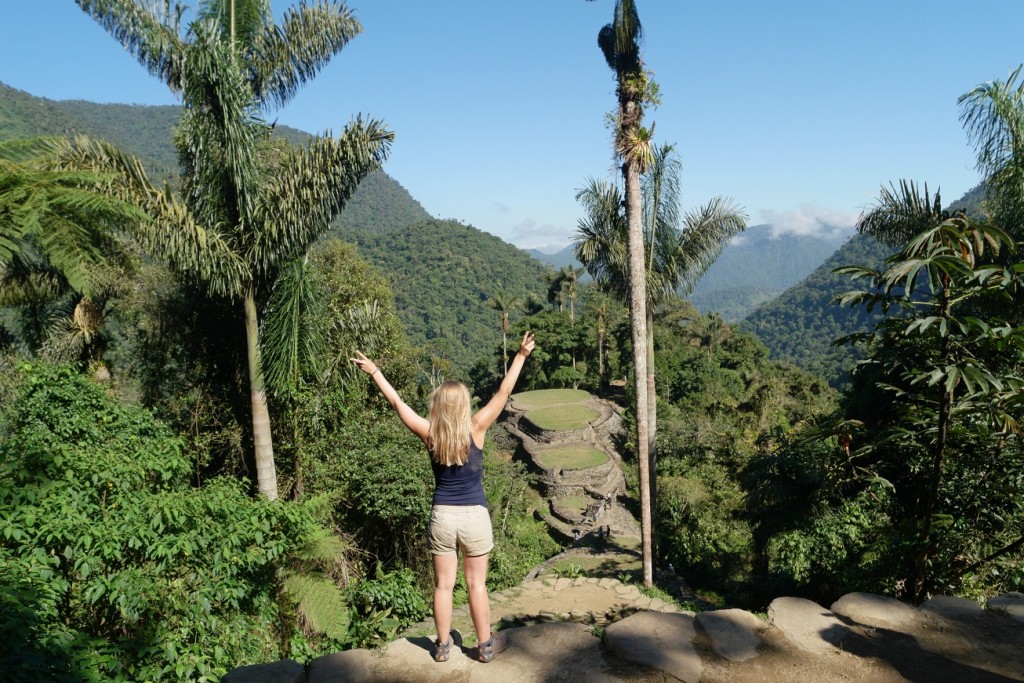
[245,287,278,500]
[624,156,653,587]
[911,279,952,600]
[646,307,657,561]
[502,331,508,374]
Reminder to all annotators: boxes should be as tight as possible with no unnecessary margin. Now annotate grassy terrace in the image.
[513,389,596,430]
[528,405,599,430]
[512,388,591,411]
[553,495,592,518]
[536,445,608,470]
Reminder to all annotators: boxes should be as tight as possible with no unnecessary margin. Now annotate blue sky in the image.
[3,1,1023,249]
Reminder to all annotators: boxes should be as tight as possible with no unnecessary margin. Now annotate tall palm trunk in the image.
[646,306,657,557]
[501,310,510,374]
[624,155,653,586]
[245,286,278,500]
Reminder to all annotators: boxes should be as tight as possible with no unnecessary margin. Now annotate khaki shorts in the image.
[428,505,493,557]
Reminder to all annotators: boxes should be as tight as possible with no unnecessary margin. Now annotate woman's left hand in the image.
[350,350,379,376]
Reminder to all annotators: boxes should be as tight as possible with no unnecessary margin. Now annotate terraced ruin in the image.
[504,388,640,550]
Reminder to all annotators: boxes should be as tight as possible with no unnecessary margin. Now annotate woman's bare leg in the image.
[433,553,458,643]
[463,552,491,642]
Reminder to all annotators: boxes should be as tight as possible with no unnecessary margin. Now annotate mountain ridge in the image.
[0,80,550,373]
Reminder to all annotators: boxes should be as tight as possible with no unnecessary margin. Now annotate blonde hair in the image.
[427,381,472,466]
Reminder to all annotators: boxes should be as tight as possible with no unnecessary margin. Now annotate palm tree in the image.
[575,147,745,576]
[959,65,1024,240]
[78,0,394,500]
[488,291,522,373]
[545,270,567,312]
[559,265,585,324]
[0,136,221,366]
[583,0,656,586]
[583,288,617,392]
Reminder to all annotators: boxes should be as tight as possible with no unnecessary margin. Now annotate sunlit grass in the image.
[512,388,591,411]
[553,495,591,517]
[528,404,598,430]
[537,445,607,469]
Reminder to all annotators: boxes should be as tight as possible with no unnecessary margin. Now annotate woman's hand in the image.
[518,331,535,357]
[350,351,380,377]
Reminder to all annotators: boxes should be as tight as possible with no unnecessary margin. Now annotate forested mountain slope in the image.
[333,219,549,372]
[1,81,546,373]
[740,233,890,387]
[0,81,79,139]
[529,224,853,322]
[689,223,851,321]
[740,185,984,387]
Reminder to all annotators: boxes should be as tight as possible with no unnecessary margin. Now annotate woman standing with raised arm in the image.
[351,331,535,664]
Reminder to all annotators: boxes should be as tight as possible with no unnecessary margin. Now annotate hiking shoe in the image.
[478,630,509,663]
[433,633,453,663]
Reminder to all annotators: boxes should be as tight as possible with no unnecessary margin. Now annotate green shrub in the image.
[657,466,754,598]
[348,564,428,630]
[0,364,314,681]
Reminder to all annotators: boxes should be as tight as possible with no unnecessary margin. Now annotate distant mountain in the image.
[527,245,581,269]
[527,223,851,322]
[690,224,852,321]
[740,233,890,387]
[739,184,984,387]
[0,81,548,373]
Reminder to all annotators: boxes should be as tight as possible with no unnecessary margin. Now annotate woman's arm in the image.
[472,331,535,434]
[351,351,430,442]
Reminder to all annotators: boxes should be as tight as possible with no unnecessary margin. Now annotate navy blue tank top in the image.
[431,439,487,507]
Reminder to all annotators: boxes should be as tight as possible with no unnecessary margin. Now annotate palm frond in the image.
[261,253,327,393]
[176,24,265,228]
[958,65,1024,182]
[197,0,271,46]
[574,178,628,293]
[1,142,143,297]
[249,1,362,111]
[250,116,393,273]
[857,180,949,249]
[671,196,747,296]
[76,0,187,90]
[39,135,247,295]
[643,143,682,264]
[612,0,642,74]
[958,67,1024,236]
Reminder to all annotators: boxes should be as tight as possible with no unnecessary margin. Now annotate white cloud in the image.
[508,218,574,250]
[758,205,859,240]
